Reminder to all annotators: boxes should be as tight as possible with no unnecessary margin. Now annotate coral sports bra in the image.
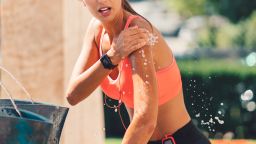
[99,15,182,108]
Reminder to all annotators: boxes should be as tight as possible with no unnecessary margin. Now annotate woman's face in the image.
[82,0,123,22]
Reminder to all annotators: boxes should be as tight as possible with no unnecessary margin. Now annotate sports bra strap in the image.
[124,15,140,29]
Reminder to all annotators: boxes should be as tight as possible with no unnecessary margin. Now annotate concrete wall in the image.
[62,0,105,143]
[0,0,104,143]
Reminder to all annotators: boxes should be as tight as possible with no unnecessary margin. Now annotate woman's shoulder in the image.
[84,18,104,46]
[88,18,103,38]
[128,15,154,33]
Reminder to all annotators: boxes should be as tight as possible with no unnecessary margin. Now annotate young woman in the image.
[66,0,211,143]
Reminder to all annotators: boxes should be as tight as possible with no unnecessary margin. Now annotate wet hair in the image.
[122,0,153,31]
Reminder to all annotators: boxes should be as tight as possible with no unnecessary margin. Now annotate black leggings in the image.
[148,121,211,144]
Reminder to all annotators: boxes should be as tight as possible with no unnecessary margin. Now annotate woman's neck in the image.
[102,10,129,42]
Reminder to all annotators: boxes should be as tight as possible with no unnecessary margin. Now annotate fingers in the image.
[124,27,148,36]
[129,32,148,41]
[129,38,147,48]
[129,39,147,51]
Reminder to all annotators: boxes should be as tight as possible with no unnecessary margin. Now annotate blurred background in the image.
[1,0,256,144]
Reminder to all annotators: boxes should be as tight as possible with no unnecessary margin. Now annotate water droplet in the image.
[241,89,254,101]
[246,101,256,112]
[145,81,150,84]
[218,111,222,115]
[125,64,129,67]
[144,62,147,65]
[208,76,212,79]
[114,108,118,112]
[220,103,224,106]
[215,117,224,124]
[195,113,200,117]
[145,74,149,78]
[209,118,214,123]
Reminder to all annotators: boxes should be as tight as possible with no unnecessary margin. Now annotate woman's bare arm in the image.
[122,19,158,144]
[66,18,112,105]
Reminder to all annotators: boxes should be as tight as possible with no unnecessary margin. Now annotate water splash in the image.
[0,81,22,117]
[188,77,227,133]
[214,117,224,124]
[147,33,158,46]
[0,65,34,103]
[241,89,254,101]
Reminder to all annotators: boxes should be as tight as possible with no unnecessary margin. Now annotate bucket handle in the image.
[0,65,34,103]
[0,81,22,117]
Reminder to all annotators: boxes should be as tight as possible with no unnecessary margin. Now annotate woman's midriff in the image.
[125,90,191,141]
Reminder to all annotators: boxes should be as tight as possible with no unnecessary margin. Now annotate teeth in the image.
[100,7,109,11]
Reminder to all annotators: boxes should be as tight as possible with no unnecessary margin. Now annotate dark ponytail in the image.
[122,0,153,31]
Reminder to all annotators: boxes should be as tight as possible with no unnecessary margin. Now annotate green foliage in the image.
[105,138,122,144]
[215,23,242,49]
[214,0,256,23]
[166,0,256,22]
[244,12,256,50]
[178,59,256,78]
[165,0,214,17]
[197,25,218,49]
[196,11,256,50]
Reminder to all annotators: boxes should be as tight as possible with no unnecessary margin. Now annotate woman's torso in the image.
[96,14,191,140]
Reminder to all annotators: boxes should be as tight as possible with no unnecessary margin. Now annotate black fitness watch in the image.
[100,54,118,70]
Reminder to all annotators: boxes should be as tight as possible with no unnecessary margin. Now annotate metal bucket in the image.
[0,99,69,144]
[0,107,53,144]
[0,66,69,144]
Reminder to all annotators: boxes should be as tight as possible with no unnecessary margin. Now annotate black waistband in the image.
[148,120,210,144]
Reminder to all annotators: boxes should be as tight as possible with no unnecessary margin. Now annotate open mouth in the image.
[98,7,112,15]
